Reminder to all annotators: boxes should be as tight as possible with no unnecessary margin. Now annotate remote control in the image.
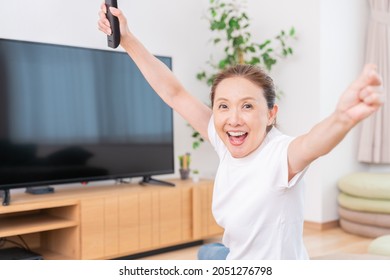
[105,0,120,48]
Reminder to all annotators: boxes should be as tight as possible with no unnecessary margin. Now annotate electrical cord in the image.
[17,235,31,251]
[0,237,6,248]
[0,236,31,252]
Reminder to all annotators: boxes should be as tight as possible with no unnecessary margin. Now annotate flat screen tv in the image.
[0,38,174,205]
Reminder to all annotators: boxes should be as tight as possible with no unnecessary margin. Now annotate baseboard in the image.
[112,240,204,260]
[304,220,339,231]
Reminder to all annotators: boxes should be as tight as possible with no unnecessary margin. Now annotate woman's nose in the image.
[227,109,243,126]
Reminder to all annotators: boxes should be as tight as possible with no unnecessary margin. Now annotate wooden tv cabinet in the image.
[0,179,222,260]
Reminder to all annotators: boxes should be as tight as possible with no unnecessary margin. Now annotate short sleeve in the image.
[265,131,308,189]
[207,115,227,159]
[283,137,309,188]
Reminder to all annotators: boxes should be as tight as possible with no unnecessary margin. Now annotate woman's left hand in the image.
[336,63,384,125]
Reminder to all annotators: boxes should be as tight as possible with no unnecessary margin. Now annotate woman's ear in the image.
[267,104,278,126]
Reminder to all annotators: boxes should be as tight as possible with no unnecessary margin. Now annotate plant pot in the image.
[179,168,190,180]
[192,173,200,183]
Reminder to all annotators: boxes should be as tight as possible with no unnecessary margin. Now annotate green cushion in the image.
[368,235,390,256]
[338,172,390,199]
[338,192,390,214]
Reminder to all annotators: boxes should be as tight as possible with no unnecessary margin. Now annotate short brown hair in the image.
[210,64,276,109]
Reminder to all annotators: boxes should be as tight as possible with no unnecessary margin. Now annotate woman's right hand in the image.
[97,3,131,41]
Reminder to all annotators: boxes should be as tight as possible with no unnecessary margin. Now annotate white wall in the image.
[0,0,380,223]
[318,0,370,222]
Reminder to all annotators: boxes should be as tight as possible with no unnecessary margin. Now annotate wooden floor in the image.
[303,227,377,259]
[138,227,381,260]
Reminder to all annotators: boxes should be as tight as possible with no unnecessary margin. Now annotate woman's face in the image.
[213,77,278,158]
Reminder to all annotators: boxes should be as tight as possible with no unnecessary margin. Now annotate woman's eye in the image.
[218,104,228,109]
[243,104,253,109]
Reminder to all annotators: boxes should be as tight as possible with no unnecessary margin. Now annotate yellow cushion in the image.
[338,173,390,199]
[338,192,390,214]
[368,235,390,256]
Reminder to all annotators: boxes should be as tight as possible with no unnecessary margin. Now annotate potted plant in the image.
[197,0,296,85]
[192,169,200,183]
[178,153,191,180]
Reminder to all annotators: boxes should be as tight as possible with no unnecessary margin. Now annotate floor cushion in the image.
[338,192,390,214]
[340,218,390,238]
[368,235,390,256]
[338,172,390,199]
[338,206,390,228]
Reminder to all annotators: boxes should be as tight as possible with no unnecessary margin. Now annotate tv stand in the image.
[0,179,222,260]
[1,186,56,207]
[139,175,175,187]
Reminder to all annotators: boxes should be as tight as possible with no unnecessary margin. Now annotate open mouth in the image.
[227,131,248,145]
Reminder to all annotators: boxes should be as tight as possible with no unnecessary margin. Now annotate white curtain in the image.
[358,0,390,163]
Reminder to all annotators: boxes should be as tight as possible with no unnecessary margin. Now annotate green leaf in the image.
[226,27,234,39]
[218,59,228,69]
[233,36,245,46]
[262,52,277,71]
[229,18,240,29]
[259,40,271,50]
[193,141,200,150]
[248,57,260,65]
[210,22,219,30]
[220,13,228,23]
[289,27,295,36]
[196,71,206,80]
[218,21,226,30]
[246,46,256,53]
[192,131,200,138]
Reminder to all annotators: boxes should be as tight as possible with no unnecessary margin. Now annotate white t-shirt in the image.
[208,117,309,260]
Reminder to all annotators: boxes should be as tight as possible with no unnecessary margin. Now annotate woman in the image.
[98,5,383,259]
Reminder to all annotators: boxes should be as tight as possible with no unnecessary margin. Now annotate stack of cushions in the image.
[338,172,390,238]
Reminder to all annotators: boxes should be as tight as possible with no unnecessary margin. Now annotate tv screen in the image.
[0,39,174,200]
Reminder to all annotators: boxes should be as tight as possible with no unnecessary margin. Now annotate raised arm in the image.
[287,64,383,180]
[98,4,212,140]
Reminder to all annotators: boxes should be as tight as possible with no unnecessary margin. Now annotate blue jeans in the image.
[197,242,229,260]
